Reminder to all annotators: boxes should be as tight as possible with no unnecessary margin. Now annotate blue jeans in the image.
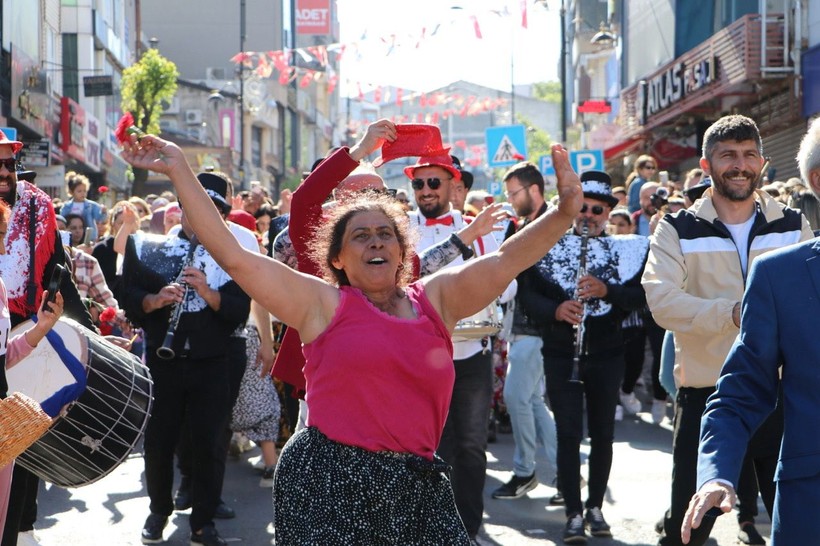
[503,335,557,477]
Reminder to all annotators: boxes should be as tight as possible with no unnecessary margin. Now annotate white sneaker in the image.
[17,531,42,546]
[614,404,624,422]
[651,399,667,424]
[619,390,642,414]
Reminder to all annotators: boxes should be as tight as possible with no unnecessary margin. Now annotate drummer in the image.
[0,198,65,540]
[406,144,516,543]
[0,130,94,546]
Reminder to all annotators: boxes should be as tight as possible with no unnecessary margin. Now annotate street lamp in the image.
[238,0,247,190]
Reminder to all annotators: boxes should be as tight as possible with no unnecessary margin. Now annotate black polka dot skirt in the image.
[272,426,470,545]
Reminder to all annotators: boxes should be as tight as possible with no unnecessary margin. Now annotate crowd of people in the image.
[0,112,819,545]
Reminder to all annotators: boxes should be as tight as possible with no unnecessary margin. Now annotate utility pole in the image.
[238,0,247,189]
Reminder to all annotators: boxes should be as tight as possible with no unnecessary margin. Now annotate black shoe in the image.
[491,473,537,499]
[655,516,664,535]
[174,477,192,511]
[214,501,235,519]
[550,490,565,506]
[585,507,612,537]
[738,522,765,545]
[190,524,227,546]
[563,514,587,544]
[141,513,167,544]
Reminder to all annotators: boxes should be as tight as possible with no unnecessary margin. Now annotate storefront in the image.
[610,13,800,181]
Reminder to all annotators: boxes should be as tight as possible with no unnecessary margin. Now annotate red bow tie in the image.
[425,216,454,226]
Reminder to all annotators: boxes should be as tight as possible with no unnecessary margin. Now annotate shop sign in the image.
[20,140,50,167]
[60,97,86,163]
[84,112,102,172]
[639,57,717,125]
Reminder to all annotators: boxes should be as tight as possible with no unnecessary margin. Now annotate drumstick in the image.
[129,333,139,345]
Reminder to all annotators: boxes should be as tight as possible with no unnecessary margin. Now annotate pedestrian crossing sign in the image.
[485,125,527,168]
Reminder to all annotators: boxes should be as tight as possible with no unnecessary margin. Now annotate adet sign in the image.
[296,0,330,35]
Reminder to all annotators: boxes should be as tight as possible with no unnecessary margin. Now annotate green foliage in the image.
[532,81,562,103]
[121,49,179,135]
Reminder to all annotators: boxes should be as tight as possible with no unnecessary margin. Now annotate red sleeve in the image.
[290,148,359,276]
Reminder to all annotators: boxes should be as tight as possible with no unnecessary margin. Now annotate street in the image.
[31,406,768,545]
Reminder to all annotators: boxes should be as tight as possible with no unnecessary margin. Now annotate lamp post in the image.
[238,0,247,190]
[560,0,567,142]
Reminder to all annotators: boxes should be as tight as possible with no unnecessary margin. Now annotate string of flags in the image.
[230,1,532,97]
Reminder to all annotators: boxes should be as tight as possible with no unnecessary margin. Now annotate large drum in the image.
[6,317,152,488]
[453,304,502,342]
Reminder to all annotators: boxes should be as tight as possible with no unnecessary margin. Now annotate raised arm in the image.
[120,135,336,342]
[425,145,582,328]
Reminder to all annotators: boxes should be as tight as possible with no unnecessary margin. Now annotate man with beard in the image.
[491,161,557,502]
[407,151,516,544]
[642,115,813,546]
[0,130,93,546]
[633,181,661,236]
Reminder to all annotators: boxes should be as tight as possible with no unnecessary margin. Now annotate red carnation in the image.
[115,113,145,145]
[100,306,117,323]
[98,185,109,194]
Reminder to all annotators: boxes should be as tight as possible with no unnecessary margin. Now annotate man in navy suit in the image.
[682,118,820,545]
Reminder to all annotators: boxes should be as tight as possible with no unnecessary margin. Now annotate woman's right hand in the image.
[552,145,583,220]
[120,134,187,176]
[349,119,397,162]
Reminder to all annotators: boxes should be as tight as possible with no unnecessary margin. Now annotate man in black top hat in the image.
[524,170,649,543]
[122,171,250,546]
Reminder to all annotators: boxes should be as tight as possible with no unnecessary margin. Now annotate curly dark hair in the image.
[307,191,417,287]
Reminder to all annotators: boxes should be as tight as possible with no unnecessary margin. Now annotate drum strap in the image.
[27,197,36,309]
[31,316,88,417]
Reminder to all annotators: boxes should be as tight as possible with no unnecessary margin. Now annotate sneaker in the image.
[619,390,642,414]
[614,404,624,422]
[16,531,42,546]
[491,473,538,499]
[738,521,766,545]
[141,513,168,544]
[214,500,235,519]
[259,466,275,487]
[550,490,565,506]
[585,507,612,537]
[563,514,587,544]
[190,524,227,546]
[651,399,667,424]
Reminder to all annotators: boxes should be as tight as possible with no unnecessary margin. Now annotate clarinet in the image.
[569,220,590,384]
[156,237,199,360]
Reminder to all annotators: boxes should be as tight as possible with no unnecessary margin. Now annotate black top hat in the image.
[450,155,474,190]
[196,172,232,214]
[16,170,36,182]
[580,170,619,208]
[683,177,712,202]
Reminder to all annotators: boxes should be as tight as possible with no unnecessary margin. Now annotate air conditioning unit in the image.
[159,119,178,132]
[185,110,203,125]
[162,97,180,114]
[206,67,226,80]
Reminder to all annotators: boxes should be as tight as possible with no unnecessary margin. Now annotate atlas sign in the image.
[296,0,330,35]
[638,56,717,124]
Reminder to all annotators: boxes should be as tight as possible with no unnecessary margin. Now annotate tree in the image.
[533,81,562,103]
[120,48,179,197]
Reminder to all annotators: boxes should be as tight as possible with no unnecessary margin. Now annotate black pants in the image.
[660,387,781,546]
[437,349,493,538]
[177,336,247,501]
[144,355,230,533]
[1,465,38,546]
[545,353,624,517]
[622,318,667,401]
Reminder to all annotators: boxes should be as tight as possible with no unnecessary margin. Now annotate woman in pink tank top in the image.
[121,120,583,545]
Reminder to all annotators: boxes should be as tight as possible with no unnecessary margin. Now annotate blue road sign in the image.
[539,149,604,177]
[539,155,555,176]
[485,125,527,168]
[0,127,18,141]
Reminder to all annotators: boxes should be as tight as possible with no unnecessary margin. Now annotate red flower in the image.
[115,113,144,145]
[98,185,109,194]
[99,323,113,336]
[100,306,117,323]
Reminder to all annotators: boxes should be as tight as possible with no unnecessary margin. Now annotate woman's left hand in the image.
[552,145,583,219]
[37,291,64,329]
[120,134,186,176]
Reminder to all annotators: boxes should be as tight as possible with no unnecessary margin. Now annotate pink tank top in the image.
[303,282,454,459]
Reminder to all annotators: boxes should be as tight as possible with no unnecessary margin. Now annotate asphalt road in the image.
[30,403,769,545]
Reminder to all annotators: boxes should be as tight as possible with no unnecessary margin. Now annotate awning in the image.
[604,137,644,161]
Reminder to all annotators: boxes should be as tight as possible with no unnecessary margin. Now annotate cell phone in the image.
[659,171,669,185]
[44,264,65,308]
[83,227,92,245]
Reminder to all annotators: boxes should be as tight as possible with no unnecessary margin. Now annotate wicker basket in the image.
[0,392,53,468]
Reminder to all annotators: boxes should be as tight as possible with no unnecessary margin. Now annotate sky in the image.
[336,0,562,95]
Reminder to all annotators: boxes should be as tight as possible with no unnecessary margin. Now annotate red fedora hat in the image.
[0,129,23,155]
[373,124,449,167]
[404,152,461,181]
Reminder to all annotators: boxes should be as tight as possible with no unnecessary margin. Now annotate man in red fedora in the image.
[0,129,93,546]
[406,151,517,544]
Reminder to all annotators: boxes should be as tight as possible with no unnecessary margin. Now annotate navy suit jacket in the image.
[697,238,820,541]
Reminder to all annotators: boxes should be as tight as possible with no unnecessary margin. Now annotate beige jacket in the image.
[642,189,813,388]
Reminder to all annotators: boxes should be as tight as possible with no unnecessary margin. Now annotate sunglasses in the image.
[641,164,657,170]
[580,204,605,215]
[0,158,18,172]
[411,177,448,190]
